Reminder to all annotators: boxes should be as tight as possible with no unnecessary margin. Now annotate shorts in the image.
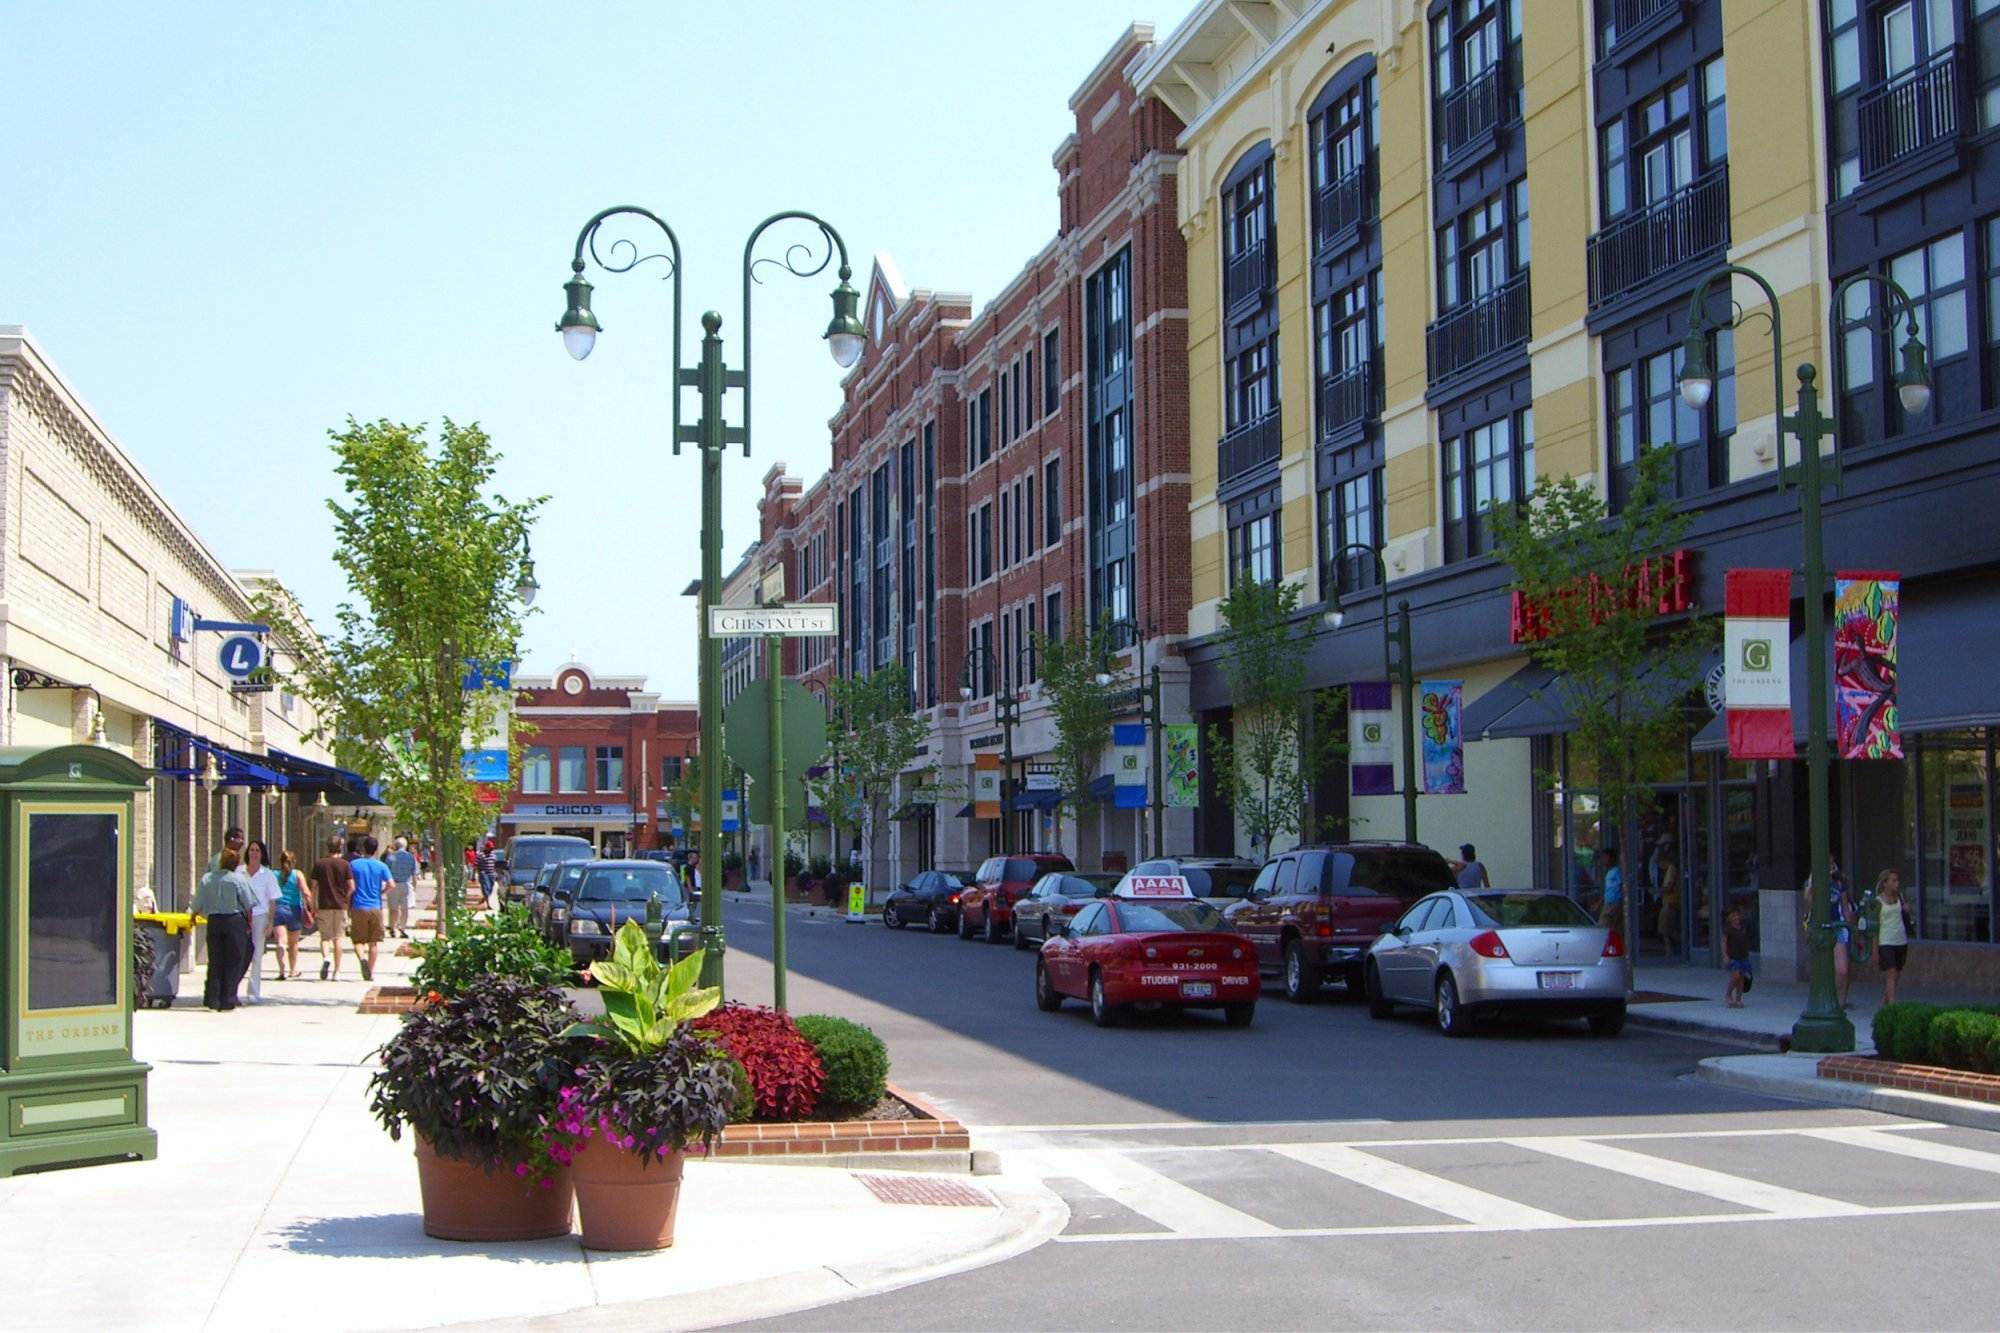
[274,901,304,931]
[1878,943,1909,971]
[316,908,347,941]
[348,909,385,945]
[386,883,412,908]
[1726,959,1752,977]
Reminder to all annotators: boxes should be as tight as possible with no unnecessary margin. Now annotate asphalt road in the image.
[709,892,2000,1331]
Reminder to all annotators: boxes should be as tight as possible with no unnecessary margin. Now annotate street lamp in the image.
[1325,544,1418,845]
[515,533,539,607]
[1095,618,1165,858]
[556,206,864,992]
[1677,263,1930,1054]
[961,645,1019,853]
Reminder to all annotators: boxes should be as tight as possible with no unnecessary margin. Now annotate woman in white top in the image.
[243,840,284,1004]
[1875,869,1911,1005]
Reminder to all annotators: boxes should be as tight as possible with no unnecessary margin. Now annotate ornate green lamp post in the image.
[556,208,865,991]
[1677,264,1929,1054]
[1096,618,1165,857]
[1324,543,1417,845]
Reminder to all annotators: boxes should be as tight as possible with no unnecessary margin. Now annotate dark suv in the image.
[957,853,1075,943]
[501,834,595,905]
[1224,844,1456,1002]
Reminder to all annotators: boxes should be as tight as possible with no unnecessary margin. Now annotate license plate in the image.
[1539,971,1579,991]
[1180,981,1215,999]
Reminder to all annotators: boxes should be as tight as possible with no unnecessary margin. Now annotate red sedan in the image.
[1034,880,1259,1027]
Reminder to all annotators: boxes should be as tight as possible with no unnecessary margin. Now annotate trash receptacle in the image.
[133,912,196,1009]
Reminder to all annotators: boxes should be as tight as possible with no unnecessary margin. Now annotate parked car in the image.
[1034,883,1260,1027]
[1225,843,1456,1002]
[881,870,970,932]
[547,859,695,967]
[519,857,584,928]
[1012,873,1121,948]
[959,854,1075,943]
[500,834,595,905]
[1122,857,1263,907]
[1365,889,1628,1037]
[529,859,592,940]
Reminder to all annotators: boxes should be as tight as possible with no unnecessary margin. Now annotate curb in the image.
[1627,1009,1786,1052]
[1695,1056,2000,1131]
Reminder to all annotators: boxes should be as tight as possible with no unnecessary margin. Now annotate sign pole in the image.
[768,631,788,1011]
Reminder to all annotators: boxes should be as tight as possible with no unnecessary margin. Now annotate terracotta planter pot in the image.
[571,1138,686,1251]
[413,1138,573,1241]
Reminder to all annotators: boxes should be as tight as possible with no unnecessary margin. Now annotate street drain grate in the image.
[855,1174,995,1207]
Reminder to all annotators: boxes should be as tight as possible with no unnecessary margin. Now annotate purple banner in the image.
[1349,681,1394,797]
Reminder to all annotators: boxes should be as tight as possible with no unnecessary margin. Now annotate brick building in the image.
[757,24,1192,882]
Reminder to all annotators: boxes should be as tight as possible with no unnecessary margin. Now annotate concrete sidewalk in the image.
[1626,960,1991,1050]
[0,878,1059,1333]
[1694,1051,2000,1132]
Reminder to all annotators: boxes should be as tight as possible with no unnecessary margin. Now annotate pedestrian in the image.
[1875,869,1912,1005]
[749,845,762,883]
[348,835,390,982]
[194,848,255,1010]
[687,850,702,898]
[310,835,355,981]
[207,825,246,875]
[1596,847,1624,930]
[1454,843,1490,890]
[1803,860,1857,1008]
[1722,906,1753,1008]
[242,840,283,1002]
[272,848,313,980]
[476,839,498,909]
[1655,847,1683,954]
[384,836,418,939]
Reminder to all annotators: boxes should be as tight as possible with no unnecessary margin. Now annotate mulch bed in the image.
[1819,1054,2000,1105]
[705,1082,970,1160]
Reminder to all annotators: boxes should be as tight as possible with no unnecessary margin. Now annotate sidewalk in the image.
[0,877,1058,1333]
[1626,960,1990,1050]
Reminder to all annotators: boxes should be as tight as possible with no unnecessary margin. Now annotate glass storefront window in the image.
[1916,736,1994,942]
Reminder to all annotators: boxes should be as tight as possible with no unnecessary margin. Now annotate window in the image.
[559,746,587,792]
[1442,406,1534,562]
[999,487,1012,570]
[1228,492,1281,588]
[1318,465,1381,600]
[1432,0,1522,161]
[1044,329,1061,414]
[1023,349,1034,429]
[1227,160,1270,262]
[925,422,938,707]
[1314,272,1382,434]
[1044,458,1062,545]
[1014,479,1026,561]
[1045,589,1063,642]
[1606,331,1735,508]
[1000,367,1012,445]
[594,746,624,792]
[1025,473,1038,554]
[1599,59,1726,229]
[970,502,993,584]
[1438,189,1521,311]
[967,388,993,470]
[968,620,994,698]
[522,747,551,794]
[1840,228,1966,443]
[661,755,683,788]
[1087,249,1136,628]
[1309,69,1378,245]
[1227,338,1279,427]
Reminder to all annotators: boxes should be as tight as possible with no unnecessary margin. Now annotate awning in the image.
[1479,649,1720,743]
[1005,787,1062,812]
[954,802,975,818]
[889,801,935,821]
[262,746,388,805]
[1897,577,2000,731]
[1085,774,1116,802]
[153,720,287,789]
[1462,664,1562,741]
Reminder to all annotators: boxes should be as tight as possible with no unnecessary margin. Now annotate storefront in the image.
[500,801,637,857]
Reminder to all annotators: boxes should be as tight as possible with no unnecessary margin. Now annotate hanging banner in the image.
[720,788,740,833]
[972,753,1001,820]
[1834,570,1901,760]
[1349,681,1395,796]
[1725,568,1794,759]
[1418,681,1464,794]
[1164,724,1201,808]
[1111,723,1147,809]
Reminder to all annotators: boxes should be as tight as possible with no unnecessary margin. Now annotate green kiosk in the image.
[0,744,156,1176]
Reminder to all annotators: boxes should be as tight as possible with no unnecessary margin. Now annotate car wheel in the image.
[1013,915,1034,950]
[1223,1002,1256,1028]
[1282,939,1323,1004]
[984,911,1002,944]
[1588,1004,1627,1037]
[1365,962,1395,1019]
[1089,969,1118,1027]
[1035,958,1063,1012]
[1435,972,1471,1038]
[958,908,974,940]
[1344,964,1367,997]
[883,904,902,930]
[928,906,946,934]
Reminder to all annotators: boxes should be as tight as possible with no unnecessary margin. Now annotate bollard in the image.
[846,882,866,924]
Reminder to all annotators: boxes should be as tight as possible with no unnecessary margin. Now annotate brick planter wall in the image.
[1819,1054,2000,1105]
[358,985,420,1015]
[705,1082,970,1159]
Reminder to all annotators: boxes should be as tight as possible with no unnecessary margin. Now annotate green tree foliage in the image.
[1034,618,1115,856]
[1208,579,1341,855]
[806,663,928,878]
[255,418,540,930]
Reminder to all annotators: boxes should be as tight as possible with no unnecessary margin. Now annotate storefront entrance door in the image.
[1635,787,1708,962]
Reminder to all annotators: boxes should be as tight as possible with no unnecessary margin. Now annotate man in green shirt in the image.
[195,848,256,1010]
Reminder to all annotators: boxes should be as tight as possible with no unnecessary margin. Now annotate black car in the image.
[501,834,595,905]
[1011,872,1121,948]
[545,859,694,965]
[528,860,591,939]
[881,870,971,933]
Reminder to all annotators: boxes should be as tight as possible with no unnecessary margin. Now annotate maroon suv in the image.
[1223,844,1456,1002]
[958,853,1075,943]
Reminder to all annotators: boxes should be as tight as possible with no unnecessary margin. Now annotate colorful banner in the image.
[972,753,1001,820]
[1418,680,1464,795]
[1349,681,1395,796]
[1725,569,1794,759]
[1164,724,1200,808]
[1834,571,1901,760]
[1111,722,1147,809]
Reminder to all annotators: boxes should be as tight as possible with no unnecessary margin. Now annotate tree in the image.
[667,752,701,849]
[1033,618,1115,858]
[805,663,928,888]
[256,417,540,934]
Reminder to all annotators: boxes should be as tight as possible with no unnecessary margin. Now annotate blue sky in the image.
[1,1,1167,699]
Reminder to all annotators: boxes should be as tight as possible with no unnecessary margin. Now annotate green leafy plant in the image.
[793,1015,889,1118]
[411,907,574,997]
[720,1054,755,1124]
[807,663,930,886]
[1034,616,1115,856]
[565,922,721,1057]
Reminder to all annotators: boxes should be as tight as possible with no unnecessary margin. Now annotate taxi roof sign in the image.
[1120,874,1193,899]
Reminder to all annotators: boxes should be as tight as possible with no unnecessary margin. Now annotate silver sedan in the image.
[1363,890,1629,1037]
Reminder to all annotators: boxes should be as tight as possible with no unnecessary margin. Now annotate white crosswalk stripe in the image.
[1016,1148,1281,1238]
[1800,1124,2000,1174]
[1270,1141,1569,1229]
[1505,1135,1866,1218]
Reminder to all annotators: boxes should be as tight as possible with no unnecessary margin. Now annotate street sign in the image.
[724,680,828,829]
[846,882,866,923]
[217,635,263,680]
[707,604,839,638]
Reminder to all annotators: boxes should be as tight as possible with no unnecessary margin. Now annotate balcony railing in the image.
[1426,272,1530,385]
[1860,46,1965,179]
[1586,167,1730,310]
[1224,237,1273,317]
[1599,0,1686,57]
[1218,412,1282,484]
[1316,362,1377,438]
[1439,64,1510,162]
[1313,164,1375,255]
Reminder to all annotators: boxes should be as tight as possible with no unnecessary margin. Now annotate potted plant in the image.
[411,906,574,997]
[556,922,736,1251]
[368,976,577,1241]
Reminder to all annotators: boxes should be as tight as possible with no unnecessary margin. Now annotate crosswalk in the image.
[992,1123,2000,1243]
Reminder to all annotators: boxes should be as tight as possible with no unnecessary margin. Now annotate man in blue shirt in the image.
[1596,847,1624,931]
[384,837,419,940]
[348,835,391,981]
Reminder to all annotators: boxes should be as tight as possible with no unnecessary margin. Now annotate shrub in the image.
[807,854,833,880]
[723,849,745,874]
[412,907,574,998]
[1932,1011,2000,1075]
[783,847,805,879]
[793,1015,889,1117]
[701,1003,824,1120]
[1874,1002,2000,1070]
[721,1055,755,1124]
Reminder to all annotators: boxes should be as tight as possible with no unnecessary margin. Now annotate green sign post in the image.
[725,676,828,1010]
[0,744,156,1176]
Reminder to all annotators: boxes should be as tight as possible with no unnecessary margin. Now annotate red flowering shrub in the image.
[701,1003,825,1121]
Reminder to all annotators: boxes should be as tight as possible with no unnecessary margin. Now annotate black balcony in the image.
[1439,65,1511,163]
[1218,412,1282,485]
[1859,47,1965,180]
[1599,0,1687,59]
[1312,164,1375,255]
[1316,362,1377,439]
[1224,237,1273,318]
[1426,272,1530,386]
[1586,167,1730,311]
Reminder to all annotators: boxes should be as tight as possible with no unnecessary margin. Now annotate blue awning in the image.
[153,720,287,788]
[1085,774,1116,802]
[263,746,388,805]
[1006,787,1062,812]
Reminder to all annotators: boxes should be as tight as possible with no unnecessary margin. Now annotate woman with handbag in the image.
[272,848,315,981]
[1876,870,1912,1005]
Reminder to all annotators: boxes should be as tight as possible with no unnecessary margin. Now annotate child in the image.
[1723,907,1753,1008]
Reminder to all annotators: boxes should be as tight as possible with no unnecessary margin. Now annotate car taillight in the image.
[1316,923,1332,938]
[948,893,959,903]
[1468,930,1510,959]
[1602,931,1625,958]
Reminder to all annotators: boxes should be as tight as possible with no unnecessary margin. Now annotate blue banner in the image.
[1112,722,1147,807]
[1419,680,1465,795]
